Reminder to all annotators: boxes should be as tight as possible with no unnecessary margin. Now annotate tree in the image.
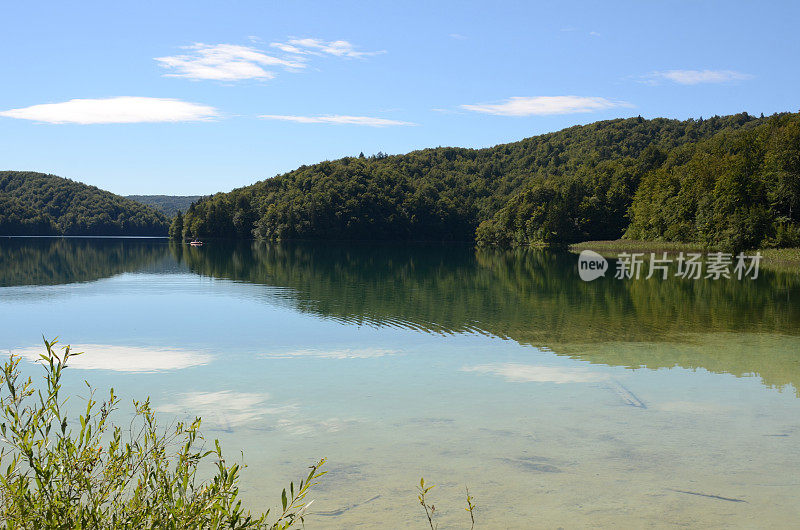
[169,211,184,240]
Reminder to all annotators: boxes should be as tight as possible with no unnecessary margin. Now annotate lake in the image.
[1,237,799,527]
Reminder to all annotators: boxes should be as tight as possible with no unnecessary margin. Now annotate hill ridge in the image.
[179,111,797,249]
[0,171,169,236]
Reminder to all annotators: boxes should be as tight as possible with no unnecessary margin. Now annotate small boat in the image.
[189,239,203,246]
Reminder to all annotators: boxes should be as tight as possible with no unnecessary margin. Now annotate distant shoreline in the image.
[3,235,799,270]
[1,235,169,239]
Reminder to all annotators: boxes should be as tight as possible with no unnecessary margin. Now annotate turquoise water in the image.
[1,238,799,527]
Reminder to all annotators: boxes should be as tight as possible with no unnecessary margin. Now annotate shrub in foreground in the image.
[0,338,325,529]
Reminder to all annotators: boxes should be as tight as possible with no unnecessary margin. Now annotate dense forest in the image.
[0,172,169,236]
[176,112,800,250]
[478,112,800,250]
[4,112,798,248]
[625,113,800,249]
[126,195,203,217]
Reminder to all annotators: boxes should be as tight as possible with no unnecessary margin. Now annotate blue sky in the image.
[1,0,798,195]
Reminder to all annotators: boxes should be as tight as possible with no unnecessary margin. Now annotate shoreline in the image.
[570,240,800,271]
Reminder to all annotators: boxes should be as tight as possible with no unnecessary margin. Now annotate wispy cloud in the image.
[644,69,754,85]
[462,363,609,384]
[259,114,415,127]
[270,38,384,58]
[448,33,467,40]
[156,43,305,81]
[560,27,601,37]
[461,96,631,117]
[13,344,213,372]
[156,39,381,82]
[0,97,219,124]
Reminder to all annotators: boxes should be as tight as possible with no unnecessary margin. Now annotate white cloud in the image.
[262,347,398,359]
[462,363,609,384]
[271,38,384,58]
[646,69,754,85]
[0,97,219,124]
[13,344,212,372]
[270,42,305,54]
[156,43,305,81]
[259,114,415,127]
[156,39,382,82]
[460,96,631,116]
[448,33,467,40]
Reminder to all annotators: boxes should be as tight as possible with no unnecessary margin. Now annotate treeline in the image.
[0,171,169,236]
[177,112,799,249]
[478,113,800,250]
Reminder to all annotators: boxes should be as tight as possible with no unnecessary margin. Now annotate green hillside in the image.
[178,112,796,249]
[5,112,797,248]
[0,171,169,236]
[126,195,203,217]
[625,113,800,249]
[479,112,800,250]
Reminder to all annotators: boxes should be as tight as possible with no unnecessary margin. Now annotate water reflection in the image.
[262,347,399,359]
[170,241,800,395]
[157,391,357,436]
[2,238,799,395]
[2,238,799,525]
[462,363,611,384]
[169,242,800,342]
[11,344,212,372]
[0,237,172,287]
[157,391,274,429]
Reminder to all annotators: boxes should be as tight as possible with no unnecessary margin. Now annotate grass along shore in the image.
[570,240,800,271]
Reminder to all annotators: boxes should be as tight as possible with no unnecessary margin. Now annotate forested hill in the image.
[476,112,800,250]
[0,171,169,236]
[126,195,203,217]
[178,112,798,249]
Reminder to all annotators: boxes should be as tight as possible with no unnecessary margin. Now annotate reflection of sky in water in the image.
[12,343,213,372]
[2,240,800,527]
[462,362,611,383]
[156,390,358,435]
[262,347,399,359]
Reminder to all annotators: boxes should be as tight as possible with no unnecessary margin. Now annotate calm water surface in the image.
[1,238,799,528]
